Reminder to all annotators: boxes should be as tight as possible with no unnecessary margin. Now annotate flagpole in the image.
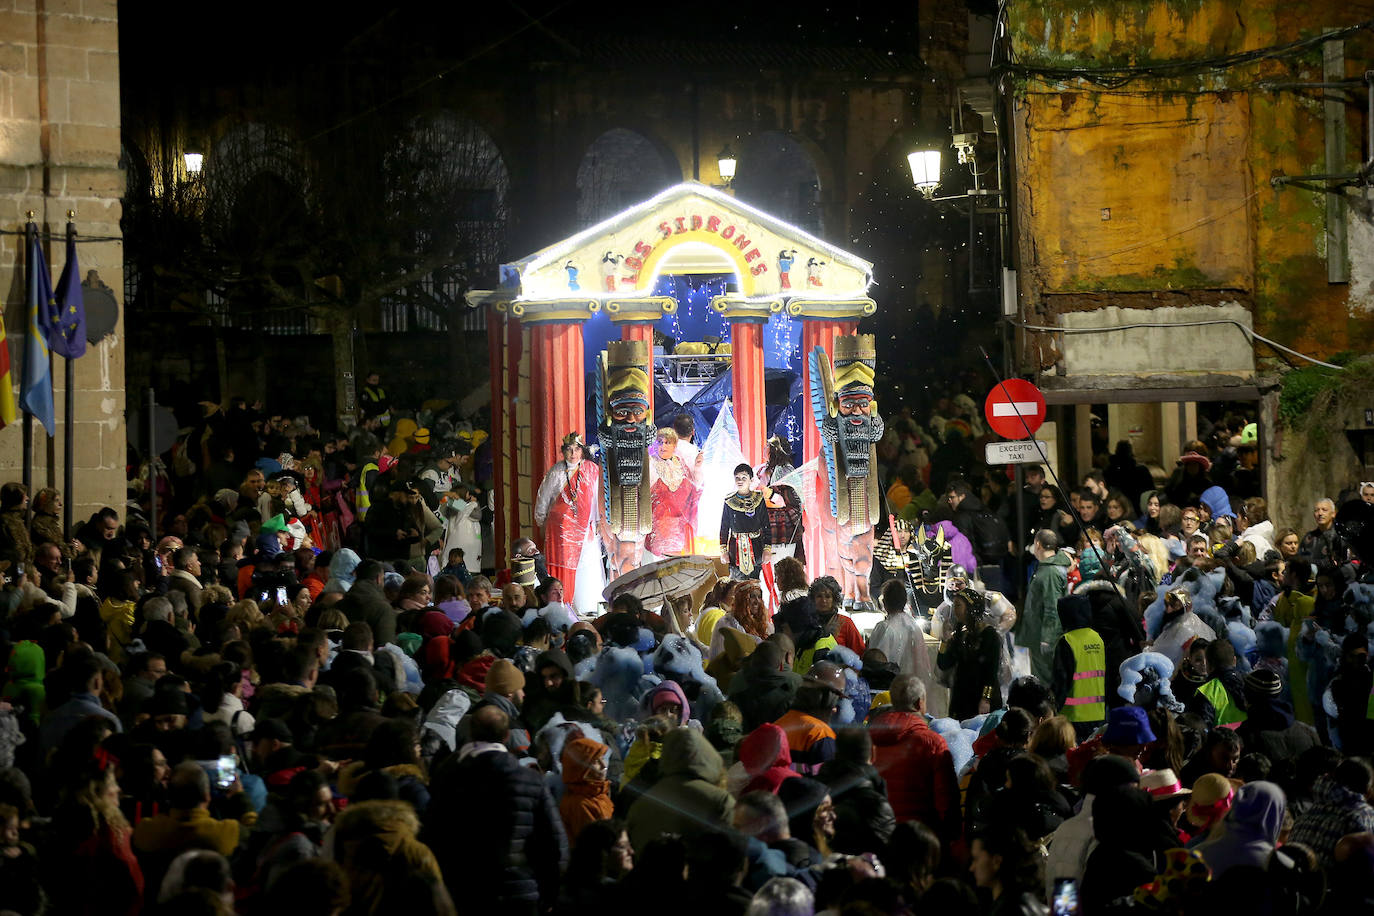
[63,213,75,537]
[21,216,34,516]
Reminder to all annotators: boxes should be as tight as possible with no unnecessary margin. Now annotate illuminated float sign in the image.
[623,212,769,284]
[508,183,874,301]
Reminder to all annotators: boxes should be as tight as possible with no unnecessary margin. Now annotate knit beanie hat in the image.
[1243,667,1282,699]
[485,658,525,696]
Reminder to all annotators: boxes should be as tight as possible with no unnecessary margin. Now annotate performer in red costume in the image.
[646,428,701,557]
[534,433,599,603]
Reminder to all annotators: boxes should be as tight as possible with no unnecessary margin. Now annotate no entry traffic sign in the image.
[984,379,1046,440]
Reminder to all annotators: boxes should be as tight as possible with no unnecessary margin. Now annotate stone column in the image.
[792,298,874,580]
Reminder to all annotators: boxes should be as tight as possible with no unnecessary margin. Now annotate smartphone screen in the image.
[199,757,236,791]
[1052,878,1079,916]
[217,755,236,789]
[275,586,288,604]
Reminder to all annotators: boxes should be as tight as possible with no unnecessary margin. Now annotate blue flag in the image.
[51,231,86,359]
[20,228,55,435]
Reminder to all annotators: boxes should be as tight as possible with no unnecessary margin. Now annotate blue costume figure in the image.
[565,261,580,291]
[778,249,796,289]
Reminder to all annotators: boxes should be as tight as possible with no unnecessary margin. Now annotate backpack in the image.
[970,509,1011,563]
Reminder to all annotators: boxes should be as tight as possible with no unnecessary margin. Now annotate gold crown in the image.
[607,339,649,370]
[833,333,876,365]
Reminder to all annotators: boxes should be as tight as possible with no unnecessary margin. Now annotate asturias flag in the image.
[20,227,55,435]
[51,230,86,359]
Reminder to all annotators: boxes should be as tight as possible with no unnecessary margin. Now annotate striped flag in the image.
[0,308,16,430]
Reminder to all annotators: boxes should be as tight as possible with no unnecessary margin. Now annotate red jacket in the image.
[869,709,961,842]
[828,613,867,655]
[737,723,800,794]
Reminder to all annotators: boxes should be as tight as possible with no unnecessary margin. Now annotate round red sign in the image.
[984,379,1046,440]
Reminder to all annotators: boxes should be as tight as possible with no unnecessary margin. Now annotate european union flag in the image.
[20,227,55,435]
[51,231,86,359]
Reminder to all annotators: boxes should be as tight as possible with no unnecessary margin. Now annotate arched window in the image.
[576,128,679,227]
[384,113,510,330]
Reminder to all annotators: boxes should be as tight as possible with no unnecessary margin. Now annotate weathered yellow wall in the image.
[1015,90,1253,293]
[1009,0,1374,362]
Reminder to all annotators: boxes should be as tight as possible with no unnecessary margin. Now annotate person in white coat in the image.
[1236,496,1277,558]
[440,483,482,575]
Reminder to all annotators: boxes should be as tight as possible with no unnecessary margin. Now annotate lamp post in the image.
[717,144,737,186]
[907,149,941,199]
[183,151,204,175]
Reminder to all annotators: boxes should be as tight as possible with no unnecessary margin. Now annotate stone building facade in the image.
[0,0,125,523]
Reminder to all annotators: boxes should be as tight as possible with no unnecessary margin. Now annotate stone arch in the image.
[732,130,825,235]
[385,112,511,274]
[576,128,680,227]
[202,122,309,248]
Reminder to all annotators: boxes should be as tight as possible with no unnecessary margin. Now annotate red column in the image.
[619,322,655,384]
[529,321,587,484]
[800,318,858,580]
[730,319,766,468]
[487,311,506,571]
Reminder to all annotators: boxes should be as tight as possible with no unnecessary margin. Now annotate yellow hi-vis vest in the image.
[1198,678,1247,726]
[357,461,378,520]
[1062,627,1106,723]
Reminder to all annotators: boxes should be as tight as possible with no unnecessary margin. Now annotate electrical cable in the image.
[0,228,121,243]
[1071,189,1262,263]
[999,18,1374,89]
[1007,316,1344,370]
[975,345,1112,574]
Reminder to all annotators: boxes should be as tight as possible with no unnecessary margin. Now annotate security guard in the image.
[359,371,390,421]
[1053,594,1107,738]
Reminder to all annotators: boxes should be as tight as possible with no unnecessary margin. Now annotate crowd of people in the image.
[0,380,1370,916]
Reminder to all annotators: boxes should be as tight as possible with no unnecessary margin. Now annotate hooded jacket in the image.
[1075,578,1146,703]
[641,679,692,726]
[817,757,897,854]
[1052,593,1102,710]
[559,737,613,845]
[1081,787,1158,914]
[727,658,798,732]
[737,723,800,795]
[934,518,978,573]
[333,800,442,916]
[100,596,137,661]
[626,728,735,853]
[1018,550,1072,683]
[525,648,577,732]
[1,640,45,723]
[1199,486,1234,524]
[868,709,960,840]
[337,578,396,647]
[705,627,756,684]
[425,741,568,908]
[1238,518,1276,559]
[418,611,458,681]
[322,548,361,595]
[1197,781,1286,877]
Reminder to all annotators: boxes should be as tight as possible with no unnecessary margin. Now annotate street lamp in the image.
[183,151,204,174]
[717,145,737,185]
[907,149,941,199]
